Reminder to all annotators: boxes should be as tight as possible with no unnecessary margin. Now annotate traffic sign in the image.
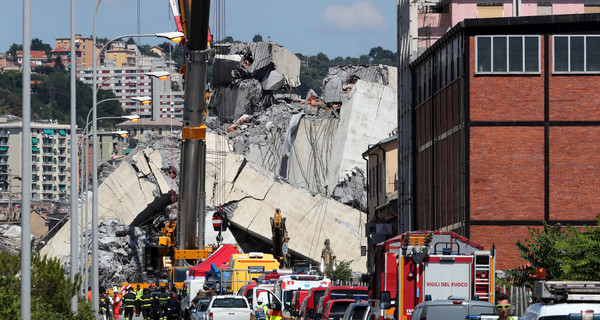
[282,242,288,255]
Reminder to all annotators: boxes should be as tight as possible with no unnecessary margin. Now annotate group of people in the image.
[97,283,179,320]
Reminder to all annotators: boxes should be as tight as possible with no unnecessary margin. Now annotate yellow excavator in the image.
[271,209,290,269]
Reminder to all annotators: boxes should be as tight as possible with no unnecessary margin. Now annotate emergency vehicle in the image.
[227,252,280,292]
[273,274,331,311]
[370,231,495,320]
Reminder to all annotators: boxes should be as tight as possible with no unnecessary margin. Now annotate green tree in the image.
[0,252,95,319]
[138,44,160,58]
[253,34,263,42]
[6,43,23,62]
[126,37,136,45]
[325,260,353,282]
[506,216,600,287]
[31,38,53,56]
[54,56,66,73]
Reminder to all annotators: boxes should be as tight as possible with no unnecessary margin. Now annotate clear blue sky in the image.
[1,0,397,58]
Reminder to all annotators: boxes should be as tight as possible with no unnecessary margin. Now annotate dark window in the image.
[571,36,585,71]
[509,37,523,71]
[477,35,539,72]
[588,36,600,71]
[477,37,491,72]
[554,36,569,71]
[493,37,507,71]
[554,35,600,72]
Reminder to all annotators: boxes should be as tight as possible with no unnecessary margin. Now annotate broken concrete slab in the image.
[285,116,339,194]
[326,80,397,192]
[220,42,301,89]
[40,145,175,261]
[205,146,367,272]
[212,79,263,120]
[261,70,285,91]
[322,65,397,104]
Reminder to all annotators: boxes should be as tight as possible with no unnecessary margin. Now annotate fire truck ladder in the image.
[473,251,493,301]
[403,232,432,247]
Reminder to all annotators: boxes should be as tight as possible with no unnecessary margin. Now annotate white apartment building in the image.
[76,52,185,121]
[0,116,72,203]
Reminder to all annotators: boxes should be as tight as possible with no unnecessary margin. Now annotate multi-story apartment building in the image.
[0,116,72,203]
[76,48,185,121]
[54,35,96,68]
[407,13,600,269]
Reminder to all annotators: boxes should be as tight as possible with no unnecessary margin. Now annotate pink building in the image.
[418,0,600,51]
[16,51,47,67]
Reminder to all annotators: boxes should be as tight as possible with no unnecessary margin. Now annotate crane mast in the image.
[177,0,211,257]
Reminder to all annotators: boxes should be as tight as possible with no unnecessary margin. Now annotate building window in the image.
[476,35,540,73]
[584,4,600,13]
[553,35,600,72]
[477,3,503,18]
[538,1,552,15]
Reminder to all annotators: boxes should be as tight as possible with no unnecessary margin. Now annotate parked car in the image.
[188,298,211,320]
[315,286,369,317]
[410,298,496,320]
[202,295,252,320]
[341,302,370,320]
[522,302,600,320]
[522,280,600,320]
[317,299,355,320]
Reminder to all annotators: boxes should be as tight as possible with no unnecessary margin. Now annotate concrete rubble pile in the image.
[321,64,396,105]
[0,224,23,255]
[211,42,301,120]
[223,65,397,211]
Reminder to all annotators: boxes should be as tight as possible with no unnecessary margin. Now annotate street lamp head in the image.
[155,31,185,44]
[114,130,128,138]
[121,115,140,123]
[130,96,152,105]
[145,71,169,81]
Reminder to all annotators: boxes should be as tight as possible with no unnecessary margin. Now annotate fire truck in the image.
[273,274,331,311]
[370,231,495,320]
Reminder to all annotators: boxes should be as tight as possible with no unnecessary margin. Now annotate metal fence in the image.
[508,286,532,316]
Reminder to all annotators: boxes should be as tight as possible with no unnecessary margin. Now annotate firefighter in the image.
[254,298,269,320]
[154,285,171,320]
[135,284,143,315]
[100,292,114,320]
[139,288,153,320]
[122,287,137,320]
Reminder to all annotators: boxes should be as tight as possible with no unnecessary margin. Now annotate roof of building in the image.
[116,118,183,128]
[17,51,47,59]
[51,46,82,53]
[362,133,398,157]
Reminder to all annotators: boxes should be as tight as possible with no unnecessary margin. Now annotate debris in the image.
[321,64,396,105]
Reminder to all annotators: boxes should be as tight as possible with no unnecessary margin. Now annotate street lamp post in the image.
[79,110,139,292]
[89,13,180,309]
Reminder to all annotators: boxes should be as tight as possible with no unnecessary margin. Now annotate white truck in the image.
[203,295,252,320]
